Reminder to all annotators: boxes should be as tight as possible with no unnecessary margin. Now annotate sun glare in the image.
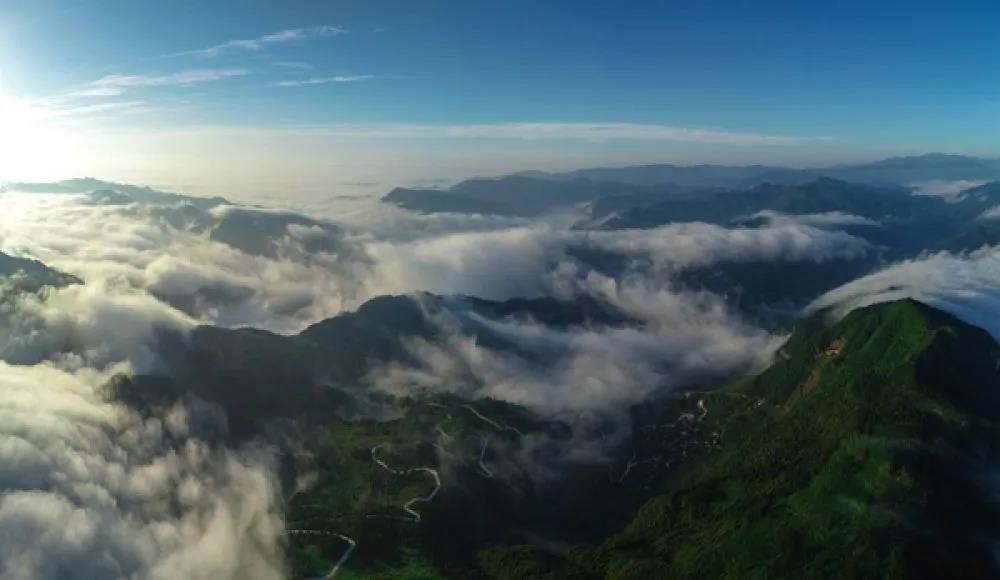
[0,89,78,182]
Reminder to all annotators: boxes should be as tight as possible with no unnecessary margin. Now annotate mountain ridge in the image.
[384,154,1000,216]
[515,298,1000,579]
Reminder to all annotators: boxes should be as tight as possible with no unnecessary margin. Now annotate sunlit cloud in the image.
[0,90,87,180]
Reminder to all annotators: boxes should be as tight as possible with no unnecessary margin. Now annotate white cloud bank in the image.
[809,246,1000,339]
[909,179,988,200]
[0,362,285,580]
[0,192,870,335]
[371,272,783,414]
[0,186,878,576]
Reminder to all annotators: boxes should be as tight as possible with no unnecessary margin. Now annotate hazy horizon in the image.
[4,1,1000,203]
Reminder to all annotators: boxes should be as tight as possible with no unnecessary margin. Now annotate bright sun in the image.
[0,89,79,182]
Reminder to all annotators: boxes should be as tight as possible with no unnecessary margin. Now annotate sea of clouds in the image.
[0,183,983,578]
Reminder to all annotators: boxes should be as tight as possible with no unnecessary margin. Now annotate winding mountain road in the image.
[287,530,357,579]
[370,443,442,523]
[461,404,525,478]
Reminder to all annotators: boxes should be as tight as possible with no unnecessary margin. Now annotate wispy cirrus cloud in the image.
[69,68,248,98]
[171,26,346,58]
[13,69,245,129]
[272,61,313,70]
[275,74,374,87]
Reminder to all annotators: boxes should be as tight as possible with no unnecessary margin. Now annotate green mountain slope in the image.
[116,296,1000,578]
[553,299,1000,580]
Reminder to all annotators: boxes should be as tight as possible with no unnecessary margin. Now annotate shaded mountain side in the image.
[459,294,631,328]
[672,257,882,326]
[0,252,81,292]
[108,293,651,579]
[602,178,924,229]
[115,292,634,436]
[827,153,1000,185]
[518,163,818,188]
[600,177,1000,261]
[384,188,516,216]
[388,154,1000,217]
[565,240,883,329]
[384,175,695,217]
[207,206,352,258]
[488,299,1000,580]
[387,155,1000,223]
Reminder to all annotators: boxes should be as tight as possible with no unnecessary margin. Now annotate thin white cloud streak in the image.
[909,179,988,200]
[43,100,149,118]
[171,26,346,58]
[68,69,248,98]
[143,122,830,146]
[575,222,871,268]
[275,74,374,87]
[272,61,314,70]
[744,210,880,228]
[0,70,239,162]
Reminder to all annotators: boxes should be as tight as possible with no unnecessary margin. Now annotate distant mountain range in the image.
[383,174,688,217]
[385,154,1000,216]
[519,153,1000,187]
[2,177,230,209]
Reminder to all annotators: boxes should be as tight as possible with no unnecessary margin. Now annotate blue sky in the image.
[1,0,998,199]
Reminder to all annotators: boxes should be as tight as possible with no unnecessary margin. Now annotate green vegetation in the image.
[337,549,448,580]
[569,299,1000,579]
[286,395,550,578]
[121,296,1000,579]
